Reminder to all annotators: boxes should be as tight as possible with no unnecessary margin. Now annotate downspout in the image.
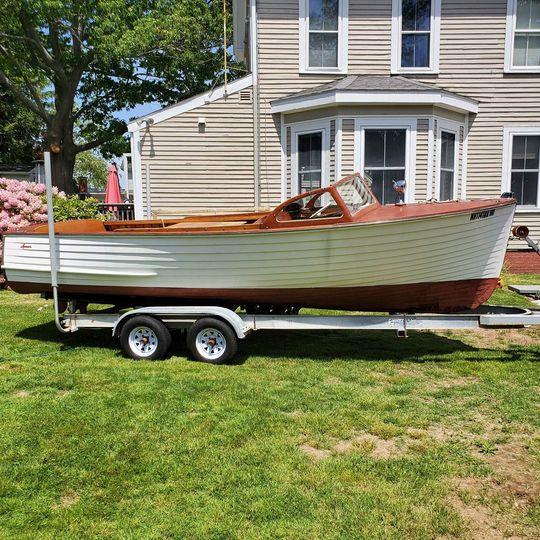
[250,0,260,209]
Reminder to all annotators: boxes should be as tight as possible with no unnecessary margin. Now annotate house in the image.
[0,162,44,182]
[127,0,540,252]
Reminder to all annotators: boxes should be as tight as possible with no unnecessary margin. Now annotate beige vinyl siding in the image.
[135,0,540,245]
[255,0,540,243]
[257,0,336,207]
[415,119,430,201]
[139,89,254,217]
[431,118,439,199]
[341,119,356,176]
[330,120,336,182]
[348,0,392,73]
[286,126,292,198]
[141,165,149,218]
[415,0,540,243]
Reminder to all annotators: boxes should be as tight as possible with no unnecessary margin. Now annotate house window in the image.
[511,135,540,205]
[298,132,323,192]
[291,120,330,196]
[503,127,540,209]
[505,0,540,71]
[392,0,440,73]
[299,0,348,73]
[363,129,407,205]
[439,131,458,201]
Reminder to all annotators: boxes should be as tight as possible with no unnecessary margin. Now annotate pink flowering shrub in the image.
[0,177,63,287]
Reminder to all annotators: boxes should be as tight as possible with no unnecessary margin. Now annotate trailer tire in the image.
[187,318,237,364]
[120,316,171,360]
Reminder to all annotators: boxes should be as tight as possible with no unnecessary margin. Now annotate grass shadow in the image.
[238,329,539,364]
[16,321,538,365]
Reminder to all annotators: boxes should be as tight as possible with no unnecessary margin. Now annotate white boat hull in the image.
[2,203,515,312]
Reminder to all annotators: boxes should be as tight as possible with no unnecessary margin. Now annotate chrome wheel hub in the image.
[195,328,226,360]
[128,327,158,357]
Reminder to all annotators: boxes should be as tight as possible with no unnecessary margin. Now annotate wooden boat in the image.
[1,174,516,313]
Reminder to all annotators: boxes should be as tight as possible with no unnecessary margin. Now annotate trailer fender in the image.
[112,306,249,339]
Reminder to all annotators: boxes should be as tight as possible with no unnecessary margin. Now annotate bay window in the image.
[439,131,457,201]
[355,119,416,206]
[364,129,407,205]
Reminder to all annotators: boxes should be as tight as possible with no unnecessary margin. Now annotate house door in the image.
[298,131,323,193]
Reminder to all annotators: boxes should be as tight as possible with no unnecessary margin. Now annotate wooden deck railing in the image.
[97,203,135,221]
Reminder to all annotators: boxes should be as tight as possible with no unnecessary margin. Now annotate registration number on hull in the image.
[470,209,495,221]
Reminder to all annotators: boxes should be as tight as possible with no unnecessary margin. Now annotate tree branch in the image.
[76,132,120,153]
[18,11,68,85]
[49,21,62,64]
[0,69,49,122]
[21,73,49,119]
[73,89,114,121]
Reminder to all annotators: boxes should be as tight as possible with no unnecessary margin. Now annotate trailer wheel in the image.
[187,318,237,364]
[120,316,171,360]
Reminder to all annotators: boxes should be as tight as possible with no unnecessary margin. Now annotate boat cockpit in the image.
[27,174,380,235]
[260,174,379,228]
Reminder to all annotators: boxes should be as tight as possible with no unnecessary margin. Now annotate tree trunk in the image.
[50,148,76,194]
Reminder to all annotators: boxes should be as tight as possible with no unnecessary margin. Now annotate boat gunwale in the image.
[3,199,517,238]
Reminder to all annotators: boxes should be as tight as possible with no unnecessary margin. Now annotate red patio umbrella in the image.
[105,164,122,210]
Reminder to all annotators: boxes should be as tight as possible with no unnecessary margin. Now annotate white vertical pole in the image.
[44,152,58,289]
[44,152,69,333]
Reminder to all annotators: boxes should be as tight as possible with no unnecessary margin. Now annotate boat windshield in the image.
[336,176,376,215]
[277,191,343,222]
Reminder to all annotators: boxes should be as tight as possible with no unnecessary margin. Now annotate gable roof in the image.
[271,75,479,115]
[127,74,253,133]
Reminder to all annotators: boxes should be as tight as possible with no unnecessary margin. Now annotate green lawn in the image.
[0,275,539,539]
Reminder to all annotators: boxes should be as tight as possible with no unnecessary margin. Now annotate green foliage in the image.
[52,194,105,221]
[0,0,238,170]
[73,152,108,190]
[0,90,44,164]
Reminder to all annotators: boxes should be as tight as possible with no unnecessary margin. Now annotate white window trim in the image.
[391,0,441,74]
[299,0,348,75]
[353,117,417,203]
[504,0,540,73]
[291,120,332,197]
[502,126,540,212]
[435,119,461,201]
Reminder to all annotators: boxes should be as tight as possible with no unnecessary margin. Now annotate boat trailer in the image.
[58,304,540,364]
[38,151,539,364]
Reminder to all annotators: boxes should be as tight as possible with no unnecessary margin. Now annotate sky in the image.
[113,101,161,123]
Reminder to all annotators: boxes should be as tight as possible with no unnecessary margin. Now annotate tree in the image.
[0,89,44,164]
[0,0,231,193]
[73,151,108,191]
